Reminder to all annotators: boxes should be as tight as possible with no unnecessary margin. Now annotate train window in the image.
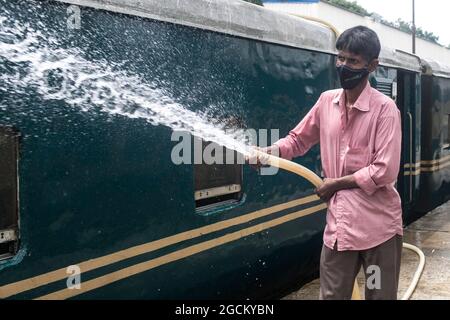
[0,126,20,260]
[374,77,395,99]
[194,140,243,213]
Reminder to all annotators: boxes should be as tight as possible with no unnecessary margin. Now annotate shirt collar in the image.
[332,81,372,112]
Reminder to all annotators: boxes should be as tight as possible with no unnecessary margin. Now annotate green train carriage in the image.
[0,0,449,299]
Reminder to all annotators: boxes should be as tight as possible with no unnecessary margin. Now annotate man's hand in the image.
[315,178,339,202]
[245,145,279,171]
[315,175,359,202]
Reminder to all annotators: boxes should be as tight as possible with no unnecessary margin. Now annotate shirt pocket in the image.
[344,147,370,175]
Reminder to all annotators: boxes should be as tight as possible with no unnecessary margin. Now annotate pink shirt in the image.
[275,82,403,251]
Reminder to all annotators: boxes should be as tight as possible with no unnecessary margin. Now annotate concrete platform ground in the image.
[283,200,450,300]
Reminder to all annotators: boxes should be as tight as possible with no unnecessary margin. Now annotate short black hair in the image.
[336,26,381,63]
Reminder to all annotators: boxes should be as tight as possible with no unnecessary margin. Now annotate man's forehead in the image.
[337,50,364,59]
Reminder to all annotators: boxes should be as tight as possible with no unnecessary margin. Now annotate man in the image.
[254,26,403,300]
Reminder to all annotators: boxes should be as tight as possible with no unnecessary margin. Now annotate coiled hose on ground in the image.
[250,150,425,300]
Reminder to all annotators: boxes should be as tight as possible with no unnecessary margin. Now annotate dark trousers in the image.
[319,234,403,300]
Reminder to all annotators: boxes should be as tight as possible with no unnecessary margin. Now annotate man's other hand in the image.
[315,178,338,202]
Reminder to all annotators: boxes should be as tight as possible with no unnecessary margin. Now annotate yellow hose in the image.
[261,153,323,188]
[250,150,424,300]
[401,243,426,300]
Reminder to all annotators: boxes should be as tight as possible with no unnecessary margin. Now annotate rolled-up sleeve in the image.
[274,94,322,160]
[353,104,402,196]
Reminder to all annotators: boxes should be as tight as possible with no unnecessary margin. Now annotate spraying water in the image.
[0,7,252,156]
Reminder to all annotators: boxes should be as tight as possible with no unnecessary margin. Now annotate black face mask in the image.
[336,65,369,90]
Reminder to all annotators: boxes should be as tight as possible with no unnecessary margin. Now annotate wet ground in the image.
[283,200,450,300]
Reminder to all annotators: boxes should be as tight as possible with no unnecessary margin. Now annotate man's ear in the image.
[368,59,379,73]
